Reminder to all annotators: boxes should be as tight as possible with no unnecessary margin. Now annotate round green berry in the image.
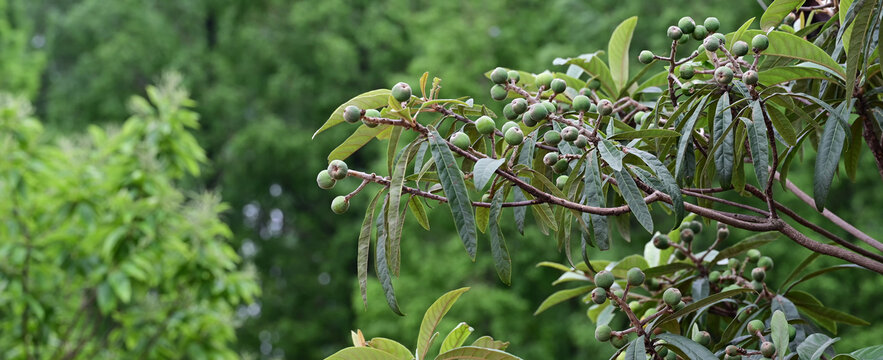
[572,95,591,112]
[591,287,607,304]
[692,25,708,40]
[726,345,741,356]
[610,335,628,348]
[709,270,721,283]
[451,131,471,150]
[490,84,508,101]
[742,70,759,85]
[597,99,613,116]
[758,256,774,270]
[704,17,720,32]
[556,175,569,190]
[663,288,682,306]
[331,196,349,214]
[507,70,520,83]
[544,130,562,145]
[717,227,730,241]
[732,41,749,56]
[634,111,647,124]
[490,67,509,84]
[713,32,726,44]
[680,228,695,243]
[689,220,703,234]
[752,34,769,51]
[667,26,683,40]
[751,267,766,281]
[646,278,661,291]
[629,301,641,313]
[392,82,412,102]
[504,127,524,145]
[542,101,556,113]
[522,111,538,127]
[543,152,560,166]
[594,270,615,289]
[692,330,711,346]
[475,116,496,135]
[587,79,601,90]
[550,78,567,93]
[501,121,519,135]
[653,234,671,249]
[703,36,721,52]
[761,342,776,358]
[627,267,645,286]
[678,17,696,34]
[511,98,528,114]
[728,258,740,270]
[675,249,687,260]
[747,319,765,333]
[674,301,686,311]
[328,159,349,180]
[573,135,588,148]
[503,103,518,120]
[613,289,624,299]
[784,13,796,25]
[481,193,491,203]
[747,249,761,263]
[530,104,550,122]
[316,170,336,189]
[681,81,694,92]
[679,64,695,79]
[714,66,734,85]
[639,50,655,64]
[552,159,569,174]
[362,109,381,128]
[561,126,579,142]
[536,71,554,89]
[788,325,797,341]
[343,105,362,124]
[595,324,612,342]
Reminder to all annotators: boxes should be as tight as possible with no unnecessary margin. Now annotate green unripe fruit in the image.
[316,170,336,189]
[561,126,579,142]
[758,256,774,270]
[530,104,550,122]
[751,279,764,291]
[653,234,671,249]
[679,64,695,79]
[574,134,588,148]
[732,41,749,56]
[634,111,647,124]
[639,50,655,64]
[587,79,601,90]
[709,270,721,283]
[646,278,661,291]
[713,32,726,43]
[747,249,761,263]
[714,66,734,85]
[788,325,797,341]
[784,13,796,25]
[572,95,591,112]
[507,70,520,83]
[392,82,412,102]
[752,34,769,51]
[501,121,518,135]
[503,103,518,120]
[591,287,607,304]
[595,270,615,289]
[728,258,740,270]
[674,301,686,311]
[675,249,687,260]
[692,25,708,40]
[511,98,528,114]
[362,109,381,127]
[491,67,509,84]
[522,111,538,127]
[556,175,569,190]
[331,196,349,214]
[544,130,562,145]
[678,17,696,34]
[491,84,508,101]
[504,127,524,145]
[742,70,759,85]
[680,228,695,243]
[451,131,471,150]
[726,345,741,356]
[613,289,624,299]
[679,32,691,44]
[550,78,567,93]
[663,288,682,306]
[595,324,612,342]
[717,227,730,241]
[627,267,645,286]
[703,36,721,52]
[597,99,613,116]
[704,17,720,32]
[628,301,641,313]
[751,267,766,281]
[589,103,597,113]
[736,306,751,321]
[344,105,362,123]
[536,71,554,89]
[689,220,703,234]
[692,330,711,346]
[747,319,765,333]
[481,193,491,203]
[543,152,560,166]
[761,342,776,358]
[542,101,556,113]
[328,160,349,180]
[610,335,628,348]
[667,26,683,40]
[553,159,569,173]
[476,116,496,135]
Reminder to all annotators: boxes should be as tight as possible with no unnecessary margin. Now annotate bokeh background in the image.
[6,0,882,358]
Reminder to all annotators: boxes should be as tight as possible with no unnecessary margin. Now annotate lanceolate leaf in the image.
[656,333,718,360]
[844,0,877,105]
[416,287,470,360]
[731,30,845,79]
[598,139,625,171]
[584,151,610,250]
[534,285,593,315]
[713,92,735,187]
[439,322,474,354]
[624,337,647,360]
[359,189,386,309]
[608,129,680,140]
[608,16,638,92]
[712,232,779,262]
[614,169,653,233]
[630,148,684,228]
[813,102,848,211]
[427,126,477,260]
[745,101,770,188]
[314,89,391,138]
[797,333,840,360]
[388,143,417,276]
[513,135,536,234]
[553,52,617,96]
[329,124,392,161]
[766,104,798,146]
[375,201,403,316]
[761,0,808,32]
[473,158,506,191]
[675,96,709,180]
[488,190,512,285]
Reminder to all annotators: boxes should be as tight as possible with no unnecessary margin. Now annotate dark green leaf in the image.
[609,129,680,140]
[614,169,653,233]
[675,96,709,180]
[813,102,848,211]
[766,104,798,146]
[534,286,593,315]
[427,126,477,260]
[797,333,839,360]
[408,196,430,230]
[745,101,770,188]
[662,289,754,322]
[473,158,505,191]
[844,0,876,103]
[761,0,808,32]
[375,201,403,316]
[488,190,511,285]
[359,189,386,309]
[630,148,684,228]
[656,333,718,360]
[713,92,735,187]
[584,151,610,250]
[624,337,646,360]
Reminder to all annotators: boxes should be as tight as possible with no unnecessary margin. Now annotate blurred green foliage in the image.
[0,0,879,358]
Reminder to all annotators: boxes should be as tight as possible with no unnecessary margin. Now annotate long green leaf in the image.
[785,264,865,294]
[435,346,522,360]
[758,66,841,85]
[813,103,848,211]
[409,196,431,230]
[553,52,617,97]
[852,345,883,359]
[630,148,684,228]
[534,286,593,315]
[314,89,391,138]
[439,322,474,354]
[731,30,845,79]
[713,92,735,187]
[417,288,471,360]
[624,337,646,360]
[761,0,808,31]
[473,158,505,191]
[771,310,790,360]
[389,144,416,276]
[488,190,512,285]
[375,200,403,316]
[844,0,876,107]
[797,333,839,360]
[675,96,709,180]
[745,101,770,188]
[427,126,477,260]
[368,338,414,360]
[325,347,403,360]
[662,289,754,322]
[359,190,386,309]
[766,104,798,146]
[656,333,718,360]
[614,169,653,233]
[608,16,638,92]
[598,139,625,171]
[513,135,535,234]
[329,125,391,161]
[584,151,609,250]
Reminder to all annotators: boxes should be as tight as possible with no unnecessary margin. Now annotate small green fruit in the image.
[628,301,641,313]
[591,287,607,304]
[736,306,752,321]
[316,170,336,189]
[613,289,624,299]
[717,227,730,241]
[552,159,569,173]
[784,13,796,25]
[634,111,647,124]
[530,104,550,122]
[680,228,695,243]
[344,105,362,123]
[511,98,528,114]
[751,267,766,281]
[572,95,591,112]
[653,234,670,249]
[481,193,491,203]
[550,78,567,93]
[714,66,734,85]
[709,270,721,283]
[674,249,687,260]
[491,84,508,101]
[692,330,711,346]
[639,50,655,64]
[703,36,720,52]
[542,101,556,113]
[594,270,615,289]
[758,256,774,270]
[476,116,496,135]
[747,319,765,333]
[501,121,519,135]
[610,335,628,349]
[689,220,703,234]
[362,109,381,128]
[728,258,740,270]
[788,325,797,341]
[597,99,613,116]
[504,127,524,145]
[761,342,776,358]
[543,152,560,166]
[692,25,708,40]
[627,267,645,286]
[678,17,696,34]
[503,103,518,120]
[536,71,554,89]
[674,300,686,311]
[392,82,412,102]
[589,103,597,113]
[451,131,471,150]
[747,249,761,263]
[732,41,749,56]
[490,67,509,84]
[328,160,349,180]
[726,345,741,356]
[667,26,683,40]
[679,64,695,79]
[704,17,720,32]
[646,278,661,291]
[556,175,569,190]
[331,196,349,214]
[544,130,562,145]
[752,34,769,51]
[561,126,579,142]
[666,351,677,360]
[522,111,538,127]
[681,81,694,92]
[574,135,588,148]
[663,288,682,306]
[507,70,520,83]
[742,70,759,85]
[595,324,612,342]
[587,79,601,90]
[713,32,726,44]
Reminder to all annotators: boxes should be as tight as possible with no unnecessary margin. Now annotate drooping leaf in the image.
[439,322,474,354]
[427,127,477,260]
[745,101,770,188]
[844,0,876,109]
[488,190,512,285]
[513,135,535,234]
[607,16,638,92]
[675,96,709,180]
[630,148,684,228]
[375,202,404,316]
[314,89,391,138]
[761,0,808,32]
[624,337,646,360]
[662,288,754,322]
[713,92,735,187]
[473,158,506,191]
[766,104,798,146]
[534,286,593,315]
[609,128,680,140]
[328,124,392,161]
[408,196,431,231]
[614,169,653,233]
[656,333,718,360]
[584,151,609,250]
[416,288,470,360]
[388,143,417,276]
[730,30,845,79]
[359,189,386,309]
[852,345,883,359]
[813,103,848,211]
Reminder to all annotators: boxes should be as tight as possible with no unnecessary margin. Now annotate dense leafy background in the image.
[1,0,880,358]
